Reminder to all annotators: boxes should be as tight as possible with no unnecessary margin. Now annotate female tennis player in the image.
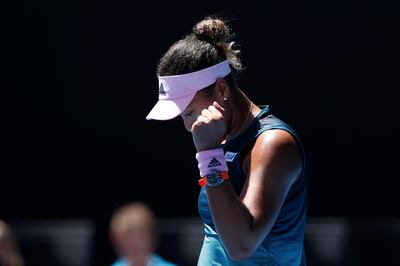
[146,16,307,265]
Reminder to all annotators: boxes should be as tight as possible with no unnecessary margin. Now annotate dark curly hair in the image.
[157,16,243,90]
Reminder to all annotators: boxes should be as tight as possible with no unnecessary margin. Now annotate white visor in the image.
[146,60,231,120]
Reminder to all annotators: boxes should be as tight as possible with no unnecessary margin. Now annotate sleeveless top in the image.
[197,105,308,266]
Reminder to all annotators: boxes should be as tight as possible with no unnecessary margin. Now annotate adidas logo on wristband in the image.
[208,157,222,168]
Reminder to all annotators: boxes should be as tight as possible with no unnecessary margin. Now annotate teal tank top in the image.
[197,105,307,265]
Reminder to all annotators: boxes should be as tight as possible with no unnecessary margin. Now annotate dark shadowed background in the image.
[1,0,398,265]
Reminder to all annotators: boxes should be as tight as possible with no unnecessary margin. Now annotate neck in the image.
[225,89,260,142]
[127,254,151,266]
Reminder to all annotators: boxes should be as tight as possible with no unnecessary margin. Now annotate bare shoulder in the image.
[254,129,299,151]
[250,129,303,183]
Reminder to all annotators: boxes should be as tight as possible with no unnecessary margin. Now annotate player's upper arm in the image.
[239,129,303,256]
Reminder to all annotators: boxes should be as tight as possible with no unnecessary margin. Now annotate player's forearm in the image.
[206,181,264,260]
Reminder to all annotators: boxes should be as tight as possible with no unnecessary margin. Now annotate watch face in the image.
[207,170,224,187]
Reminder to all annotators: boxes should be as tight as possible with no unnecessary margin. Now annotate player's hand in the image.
[191,101,227,152]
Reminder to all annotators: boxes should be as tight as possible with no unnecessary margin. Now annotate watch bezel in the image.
[206,169,225,187]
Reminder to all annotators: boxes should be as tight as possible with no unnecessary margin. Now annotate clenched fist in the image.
[191,101,227,152]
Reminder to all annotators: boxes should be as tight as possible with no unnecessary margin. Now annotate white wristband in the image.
[195,148,228,177]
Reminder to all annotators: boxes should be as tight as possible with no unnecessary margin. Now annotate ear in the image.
[215,78,230,101]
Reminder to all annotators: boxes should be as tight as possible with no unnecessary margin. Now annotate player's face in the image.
[180,90,215,132]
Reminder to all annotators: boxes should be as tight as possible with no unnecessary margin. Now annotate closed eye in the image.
[182,110,193,117]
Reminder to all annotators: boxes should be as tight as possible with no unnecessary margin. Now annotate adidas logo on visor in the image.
[159,83,166,95]
[208,157,222,168]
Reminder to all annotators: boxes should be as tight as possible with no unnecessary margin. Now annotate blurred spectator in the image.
[109,202,178,266]
[0,220,24,266]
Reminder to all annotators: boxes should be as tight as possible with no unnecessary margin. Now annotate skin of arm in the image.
[203,129,303,260]
[190,100,303,260]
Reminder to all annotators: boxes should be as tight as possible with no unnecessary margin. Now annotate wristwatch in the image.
[198,170,229,187]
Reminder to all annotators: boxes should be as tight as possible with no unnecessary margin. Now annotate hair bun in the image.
[193,17,232,44]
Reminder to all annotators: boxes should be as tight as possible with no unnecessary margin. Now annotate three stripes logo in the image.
[159,83,166,95]
[208,157,221,168]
